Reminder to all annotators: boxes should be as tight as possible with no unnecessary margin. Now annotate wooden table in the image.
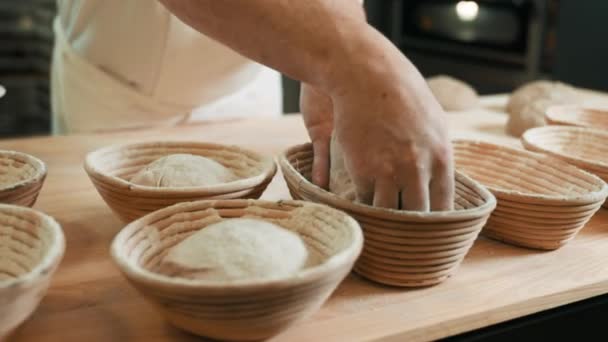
[6,96,608,342]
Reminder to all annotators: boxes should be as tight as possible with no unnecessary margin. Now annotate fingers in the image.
[351,157,453,212]
[333,131,453,212]
[350,173,374,205]
[399,145,455,212]
[311,138,331,189]
[300,83,334,189]
[348,152,432,211]
[355,185,374,206]
[373,178,400,209]
[430,151,455,211]
[300,83,334,190]
[400,165,430,212]
[300,84,333,141]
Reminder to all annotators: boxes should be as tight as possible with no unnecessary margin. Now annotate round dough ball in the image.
[505,81,579,137]
[130,153,235,187]
[329,135,357,201]
[506,98,552,137]
[426,75,479,111]
[506,81,579,117]
[159,218,308,281]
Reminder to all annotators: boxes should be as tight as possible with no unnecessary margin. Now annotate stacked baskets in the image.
[454,140,608,250]
[111,199,363,341]
[279,143,496,287]
[0,150,46,206]
[84,141,277,222]
[523,126,608,208]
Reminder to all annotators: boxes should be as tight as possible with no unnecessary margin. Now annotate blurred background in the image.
[1,0,607,137]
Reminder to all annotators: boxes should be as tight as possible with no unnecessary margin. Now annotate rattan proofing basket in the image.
[0,151,47,207]
[111,199,363,341]
[0,204,65,338]
[454,140,608,250]
[279,143,496,287]
[522,126,608,182]
[84,141,277,222]
[545,104,608,129]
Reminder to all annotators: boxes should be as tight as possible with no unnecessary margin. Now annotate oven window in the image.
[402,0,532,53]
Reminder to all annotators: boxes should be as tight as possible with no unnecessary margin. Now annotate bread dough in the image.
[506,98,553,137]
[506,81,579,136]
[329,135,357,201]
[426,75,479,111]
[159,218,308,281]
[130,153,236,187]
[507,81,578,116]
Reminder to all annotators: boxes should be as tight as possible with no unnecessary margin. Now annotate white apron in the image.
[51,0,281,135]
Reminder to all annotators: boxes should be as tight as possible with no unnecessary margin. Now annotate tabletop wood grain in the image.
[6,95,608,342]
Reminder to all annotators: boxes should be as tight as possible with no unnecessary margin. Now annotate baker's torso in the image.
[53,0,282,134]
[58,0,263,108]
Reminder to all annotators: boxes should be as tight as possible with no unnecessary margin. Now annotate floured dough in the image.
[506,99,553,137]
[426,75,479,111]
[130,153,235,187]
[506,81,578,116]
[159,218,308,281]
[506,81,580,136]
[0,158,37,188]
[329,135,357,201]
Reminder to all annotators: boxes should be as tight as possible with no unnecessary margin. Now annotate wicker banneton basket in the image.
[545,104,608,129]
[522,126,608,182]
[279,143,496,287]
[454,140,608,250]
[0,151,47,207]
[111,199,363,341]
[0,204,65,339]
[84,141,277,222]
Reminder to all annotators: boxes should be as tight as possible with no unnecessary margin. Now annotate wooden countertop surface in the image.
[6,95,608,342]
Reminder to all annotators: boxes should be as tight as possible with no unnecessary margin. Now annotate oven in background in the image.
[367,0,558,93]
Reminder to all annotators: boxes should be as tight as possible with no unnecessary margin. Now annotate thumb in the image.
[311,136,331,189]
[300,83,333,189]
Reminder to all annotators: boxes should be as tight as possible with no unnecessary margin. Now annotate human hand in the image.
[300,83,334,189]
[328,45,454,211]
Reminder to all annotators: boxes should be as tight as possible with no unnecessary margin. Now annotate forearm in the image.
[158,0,390,93]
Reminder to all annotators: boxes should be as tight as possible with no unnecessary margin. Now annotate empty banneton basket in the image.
[111,199,363,341]
[0,151,47,207]
[545,104,608,129]
[279,143,496,287]
[0,204,65,339]
[454,140,608,250]
[85,141,277,222]
[522,126,608,181]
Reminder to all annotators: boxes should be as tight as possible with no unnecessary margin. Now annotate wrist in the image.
[320,27,408,98]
